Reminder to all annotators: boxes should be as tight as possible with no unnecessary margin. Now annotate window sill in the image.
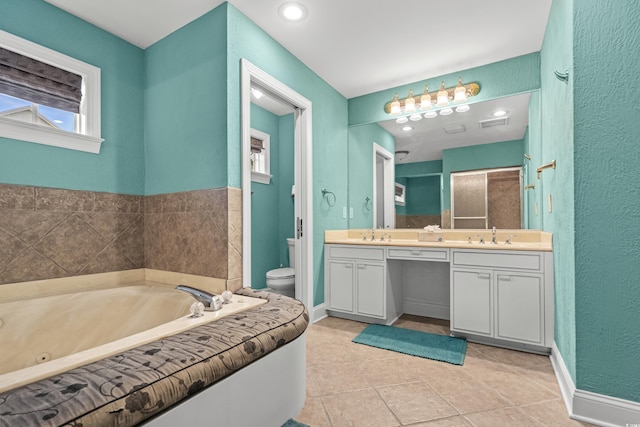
[251,171,272,185]
[0,117,103,154]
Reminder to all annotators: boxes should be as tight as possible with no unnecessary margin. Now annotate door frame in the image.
[240,59,314,317]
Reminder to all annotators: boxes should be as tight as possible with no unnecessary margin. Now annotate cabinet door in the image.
[328,260,354,313]
[356,262,385,317]
[451,269,492,336]
[495,272,544,344]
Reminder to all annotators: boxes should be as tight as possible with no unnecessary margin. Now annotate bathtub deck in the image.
[0,289,309,427]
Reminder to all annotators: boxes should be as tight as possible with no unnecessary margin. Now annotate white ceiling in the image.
[43,0,550,163]
[44,0,552,99]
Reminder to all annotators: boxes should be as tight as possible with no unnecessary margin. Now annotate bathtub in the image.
[0,282,266,394]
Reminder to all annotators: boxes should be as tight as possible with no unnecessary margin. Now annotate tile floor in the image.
[296,315,594,427]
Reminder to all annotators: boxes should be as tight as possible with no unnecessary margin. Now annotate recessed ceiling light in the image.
[439,108,453,116]
[409,114,422,121]
[279,2,308,21]
[396,116,408,124]
[455,105,470,113]
[402,126,413,132]
[493,110,507,117]
[424,111,438,119]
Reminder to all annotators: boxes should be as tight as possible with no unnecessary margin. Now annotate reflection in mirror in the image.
[375,92,539,229]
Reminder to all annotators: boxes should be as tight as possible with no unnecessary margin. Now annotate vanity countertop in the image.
[325,229,553,252]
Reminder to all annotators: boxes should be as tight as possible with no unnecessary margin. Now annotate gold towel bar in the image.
[536,160,556,179]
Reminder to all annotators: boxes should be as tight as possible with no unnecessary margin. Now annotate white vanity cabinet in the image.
[325,245,399,324]
[450,249,553,351]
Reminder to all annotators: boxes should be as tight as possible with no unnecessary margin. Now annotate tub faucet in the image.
[176,285,221,311]
[491,226,498,244]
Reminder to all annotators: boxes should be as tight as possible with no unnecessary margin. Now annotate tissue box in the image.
[418,231,444,242]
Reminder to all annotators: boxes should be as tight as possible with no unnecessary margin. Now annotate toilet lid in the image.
[266,267,295,279]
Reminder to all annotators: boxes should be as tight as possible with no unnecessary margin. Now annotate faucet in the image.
[370,229,376,241]
[176,285,221,311]
[474,233,485,244]
[491,226,498,244]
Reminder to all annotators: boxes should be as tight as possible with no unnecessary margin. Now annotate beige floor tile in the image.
[470,368,560,405]
[408,415,475,427]
[296,396,332,427]
[302,315,578,427]
[518,398,597,426]
[308,361,372,396]
[322,388,400,427]
[463,406,544,427]
[427,375,511,414]
[357,357,422,387]
[377,381,459,424]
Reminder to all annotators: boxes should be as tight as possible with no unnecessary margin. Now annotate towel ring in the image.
[364,197,372,211]
[321,188,336,207]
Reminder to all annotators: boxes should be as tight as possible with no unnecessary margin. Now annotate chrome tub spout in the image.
[176,285,222,311]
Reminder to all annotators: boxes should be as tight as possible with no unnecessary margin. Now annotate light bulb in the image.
[453,77,467,103]
[420,85,432,109]
[390,93,401,115]
[436,81,449,107]
[404,89,416,113]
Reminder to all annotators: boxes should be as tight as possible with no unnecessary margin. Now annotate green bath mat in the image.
[352,324,467,365]
[281,419,309,427]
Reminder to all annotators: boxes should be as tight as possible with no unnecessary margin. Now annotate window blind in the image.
[251,136,264,153]
[0,47,82,113]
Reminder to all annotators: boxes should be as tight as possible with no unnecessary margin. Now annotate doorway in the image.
[372,143,395,229]
[240,59,314,319]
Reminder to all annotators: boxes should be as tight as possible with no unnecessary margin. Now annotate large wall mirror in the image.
[347,91,542,230]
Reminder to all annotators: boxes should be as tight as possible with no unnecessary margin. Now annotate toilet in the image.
[266,238,295,298]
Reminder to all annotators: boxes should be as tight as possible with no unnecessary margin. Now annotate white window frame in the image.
[250,128,272,184]
[0,30,103,154]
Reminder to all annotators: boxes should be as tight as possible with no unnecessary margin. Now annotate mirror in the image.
[348,91,542,230]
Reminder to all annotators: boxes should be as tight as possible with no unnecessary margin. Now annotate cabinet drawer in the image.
[451,250,542,271]
[328,246,384,261]
[387,247,449,262]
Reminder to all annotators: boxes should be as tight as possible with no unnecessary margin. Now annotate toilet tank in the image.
[287,238,295,269]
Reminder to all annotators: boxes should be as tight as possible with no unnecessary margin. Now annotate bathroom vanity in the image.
[324,229,553,354]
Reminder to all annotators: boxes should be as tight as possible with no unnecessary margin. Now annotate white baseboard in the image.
[551,342,640,427]
[311,303,327,323]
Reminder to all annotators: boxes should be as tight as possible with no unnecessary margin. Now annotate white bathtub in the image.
[0,281,265,393]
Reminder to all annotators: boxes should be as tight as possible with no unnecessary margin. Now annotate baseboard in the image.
[403,299,449,320]
[311,303,327,323]
[551,342,640,427]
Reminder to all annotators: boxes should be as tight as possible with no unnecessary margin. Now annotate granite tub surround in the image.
[325,228,553,251]
[0,281,266,393]
[0,184,144,285]
[144,187,243,292]
[0,288,308,426]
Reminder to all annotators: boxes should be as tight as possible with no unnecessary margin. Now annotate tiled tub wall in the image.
[144,188,242,291]
[0,184,241,289]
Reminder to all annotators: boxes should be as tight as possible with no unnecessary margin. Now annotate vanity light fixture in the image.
[384,78,479,117]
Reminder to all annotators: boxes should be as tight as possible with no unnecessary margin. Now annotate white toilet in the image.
[266,238,296,298]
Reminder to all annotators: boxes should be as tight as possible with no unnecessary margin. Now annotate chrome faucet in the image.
[370,229,376,241]
[491,226,498,244]
[176,285,222,311]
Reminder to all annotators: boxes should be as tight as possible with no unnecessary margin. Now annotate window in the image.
[250,128,271,184]
[0,30,102,153]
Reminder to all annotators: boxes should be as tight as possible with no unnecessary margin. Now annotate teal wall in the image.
[572,0,640,402]
[144,5,228,195]
[524,91,543,230]
[0,0,145,195]
[347,123,395,228]
[250,104,295,289]
[442,139,524,210]
[226,5,348,305]
[395,160,444,217]
[540,0,577,384]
